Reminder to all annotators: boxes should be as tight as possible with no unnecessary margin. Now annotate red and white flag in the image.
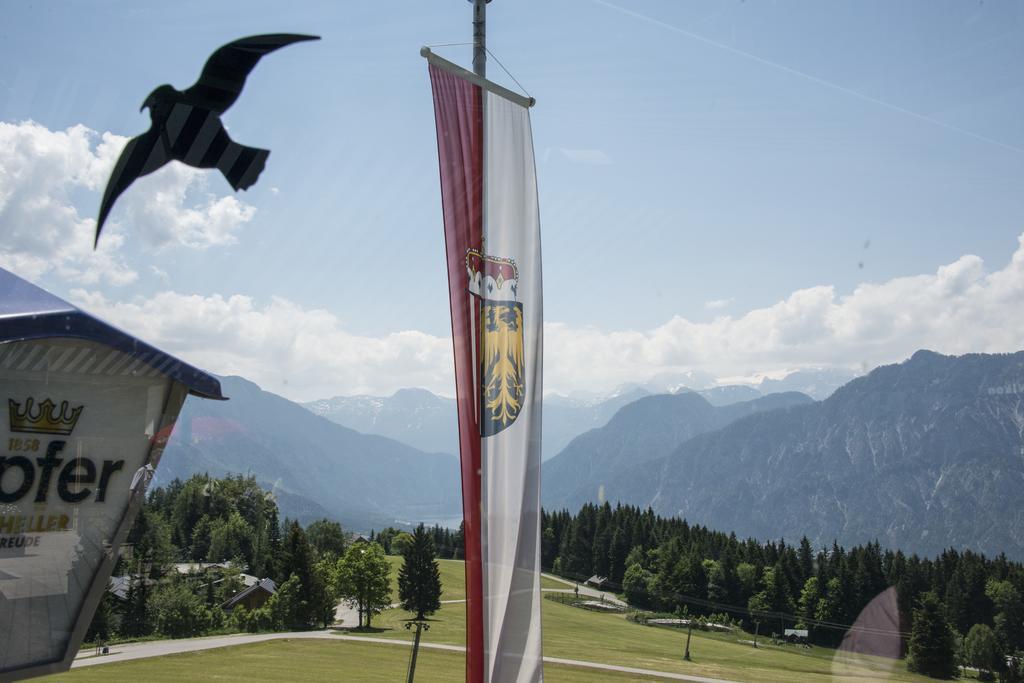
[425,50,543,683]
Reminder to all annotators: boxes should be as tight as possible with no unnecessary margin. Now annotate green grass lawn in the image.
[345,595,941,683]
[384,556,567,603]
[357,559,952,683]
[40,638,643,682]
[44,560,958,682]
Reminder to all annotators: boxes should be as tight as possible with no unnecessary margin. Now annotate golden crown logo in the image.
[8,398,83,435]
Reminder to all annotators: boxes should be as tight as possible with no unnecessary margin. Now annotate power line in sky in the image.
[668,591,910,639]
[591,0,1024,156]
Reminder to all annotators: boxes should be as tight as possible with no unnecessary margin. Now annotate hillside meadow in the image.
[41,559,969,683]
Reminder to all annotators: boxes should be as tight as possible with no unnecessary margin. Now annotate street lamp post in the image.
[405,620,431,683]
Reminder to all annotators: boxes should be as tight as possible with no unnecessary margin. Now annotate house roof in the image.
[220,578,277,609]
[0,267,224,400]
[107,575,157,601]
[108,576,130,601]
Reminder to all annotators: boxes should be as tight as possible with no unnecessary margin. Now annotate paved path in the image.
[333,600,360,628]
[73,632,338,667]
[332,572,624,628]
[73,630,737,682]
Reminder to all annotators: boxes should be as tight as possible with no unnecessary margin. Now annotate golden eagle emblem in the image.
[467,249,525,437]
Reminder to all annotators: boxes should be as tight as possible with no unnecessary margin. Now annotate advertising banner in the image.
[0,269,222,681]
[425,49,544,683]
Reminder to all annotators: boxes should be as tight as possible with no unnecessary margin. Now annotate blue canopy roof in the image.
[0,267,225,400]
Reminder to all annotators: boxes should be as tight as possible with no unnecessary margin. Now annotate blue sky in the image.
[2,1,1023,400]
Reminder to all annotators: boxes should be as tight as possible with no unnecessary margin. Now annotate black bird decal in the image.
[95,33,320,247]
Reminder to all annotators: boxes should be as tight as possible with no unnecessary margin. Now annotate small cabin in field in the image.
[585,575,609,589]
[784,628,810,644]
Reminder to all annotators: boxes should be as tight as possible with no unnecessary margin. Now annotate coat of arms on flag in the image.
[467,249,524,436]
[425,46,543,682]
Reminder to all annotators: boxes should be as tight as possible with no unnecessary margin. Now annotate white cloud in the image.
[69,289,455,402]
[118,165,255,249]
[0,120,256,286]
[149,265,170,283]
[0,121,135,285]
[543,235,1024,393]
[65,233,1024,401]
[704,297,733,310]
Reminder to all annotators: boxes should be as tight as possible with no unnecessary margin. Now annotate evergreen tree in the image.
[541,525,558,569]
[170,475,209,551]
[907,592,958,679]
[398,524,443,620]
[718,547,742,606]
[280,521,314,588]
[278,520,318,625]
[262,503,282,578]
[126,507,175,577]
[122,573,152,637]
[453,521,465,560]
[85,585,115,643]
[797,537,814,583]
[852,543,886,612]
[566,506,594,577]
[608,527,628,584]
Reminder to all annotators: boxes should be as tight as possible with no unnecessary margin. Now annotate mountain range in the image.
[157,376,461,531]
[541,390,815,510]
[545,350,1024,559]
[303,386,655,461]
[301,367,854,460]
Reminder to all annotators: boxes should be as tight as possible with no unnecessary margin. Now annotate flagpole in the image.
[473,4,489,682]
[472,0,488,77]
[471,3,487,683]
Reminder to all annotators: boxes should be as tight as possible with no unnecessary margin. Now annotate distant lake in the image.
[397,515,463,530]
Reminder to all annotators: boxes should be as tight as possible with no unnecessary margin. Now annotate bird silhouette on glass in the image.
[95,33,320,247]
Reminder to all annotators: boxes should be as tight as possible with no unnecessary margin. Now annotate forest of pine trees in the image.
[541,503,1024,665]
